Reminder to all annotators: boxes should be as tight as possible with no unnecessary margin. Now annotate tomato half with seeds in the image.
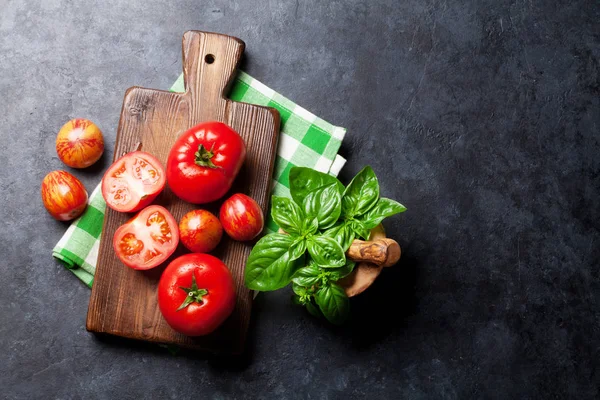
[219,193,264,241]
[166,121,246,204]
[102,151,166,213]
[158,253,236,336]
[113,205,179,270]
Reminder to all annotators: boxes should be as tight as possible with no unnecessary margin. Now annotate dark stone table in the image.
[1,0,598,398]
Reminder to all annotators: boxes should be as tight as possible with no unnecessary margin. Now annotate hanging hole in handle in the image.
[205,54,215,64]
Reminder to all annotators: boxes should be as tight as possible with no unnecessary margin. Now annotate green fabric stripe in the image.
[74,206,104,239]
[59,248,86,269]
[229,79,251,101]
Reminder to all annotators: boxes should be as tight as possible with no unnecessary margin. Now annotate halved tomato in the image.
[102,151,166,213]
[113,205,179,270]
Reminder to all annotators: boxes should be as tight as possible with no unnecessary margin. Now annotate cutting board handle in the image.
[182,31,245,107]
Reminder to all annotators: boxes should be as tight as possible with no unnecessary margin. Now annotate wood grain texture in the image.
[86,31,280,354]
[338,225,402,298]
[346,238,401,268]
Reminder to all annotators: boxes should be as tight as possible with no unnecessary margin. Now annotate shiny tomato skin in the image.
[41,170,88,221]
[56,119,104,168]
[113,205,179,270]
[166,121,246,204]
[158,253,236,336]
[219,194,264,241]
[179,209,223,253]
[102,151,166,213]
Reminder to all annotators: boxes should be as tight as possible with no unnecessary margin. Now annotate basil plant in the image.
[244,166,406,324]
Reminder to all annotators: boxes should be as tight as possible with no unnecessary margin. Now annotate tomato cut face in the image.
[102,151,166,213]
[113,205,179,270]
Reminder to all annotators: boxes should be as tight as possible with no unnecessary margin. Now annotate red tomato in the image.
[166,121,246,204]
[158,253,236,336]
[219,194,264,241]
[102,151,166,213]
[41,171,88,221]
[56,119,104,168]
[179,209,223,253]
[113,205,179,270]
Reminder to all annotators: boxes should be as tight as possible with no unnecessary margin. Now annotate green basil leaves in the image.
[303,183,342,229]
[271,196,306,235]
[244,165,406,325]
[341,166,379,218]
[306,235,345,267]
[315,283,350,325]
[289,167,344,205]
[245,234,303,291]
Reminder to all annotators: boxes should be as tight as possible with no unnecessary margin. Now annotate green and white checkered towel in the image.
[53,71,346,288]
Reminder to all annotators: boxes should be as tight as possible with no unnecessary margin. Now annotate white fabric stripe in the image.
[55,223,77,250]
[314,156,332,173]
[329,154,346,176]
[293,104,317,123]
[277,134,300,161]
[249,78,275,99]
[332,127,346,140]
[84,240,100,272]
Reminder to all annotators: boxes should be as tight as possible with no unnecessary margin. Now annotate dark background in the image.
[1,0,598,398]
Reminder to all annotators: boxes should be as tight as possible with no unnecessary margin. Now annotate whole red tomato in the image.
[179,209,223,253]
[41,170,88,221]
[166,121,246,204]
[56,119,104,168]
[158,253,236,336]
[102,151,166,213]
[113,205,179,270]
[219,193,264,241]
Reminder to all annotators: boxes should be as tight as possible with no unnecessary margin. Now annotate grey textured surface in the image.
[1,0,599,398]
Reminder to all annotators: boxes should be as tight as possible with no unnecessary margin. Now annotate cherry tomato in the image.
[102,151,166,213]
[113,205,179,270]
[158,253,236,336]
[219,194,264,241]
[56,119,104,168]
[41,170,88,221]
[166,121,246,204]
[179,209,223,253]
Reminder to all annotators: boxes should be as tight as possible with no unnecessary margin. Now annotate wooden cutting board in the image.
[86,31,280,354]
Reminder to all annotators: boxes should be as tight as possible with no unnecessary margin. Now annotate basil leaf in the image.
[303,217,319,235]
[271,196,305,235]
[360,197,407,230]
[330,261,355,280]
[341,166,379,218]
[289,167,344,205]
[292,262,321,287]
[302,183,342,229]
[350,219,371,240]
[306,235,346,267]
[305,301,322,318]
[290,238,307,260]
[315,283,350,325]
[245,233,303,291]
[322,222,355,252]
[292,282,308,296]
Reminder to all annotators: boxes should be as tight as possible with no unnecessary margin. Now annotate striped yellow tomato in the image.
[56,119,104,168]
[41,171,88,221]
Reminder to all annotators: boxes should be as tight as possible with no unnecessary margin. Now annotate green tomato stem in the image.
[194,143,219,169]
[177,274,209,311]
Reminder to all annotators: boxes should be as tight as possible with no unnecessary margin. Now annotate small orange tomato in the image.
[41,171,88,221]
[219,194,264,241]
[56,119,104,168]
[179,209,223,253]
